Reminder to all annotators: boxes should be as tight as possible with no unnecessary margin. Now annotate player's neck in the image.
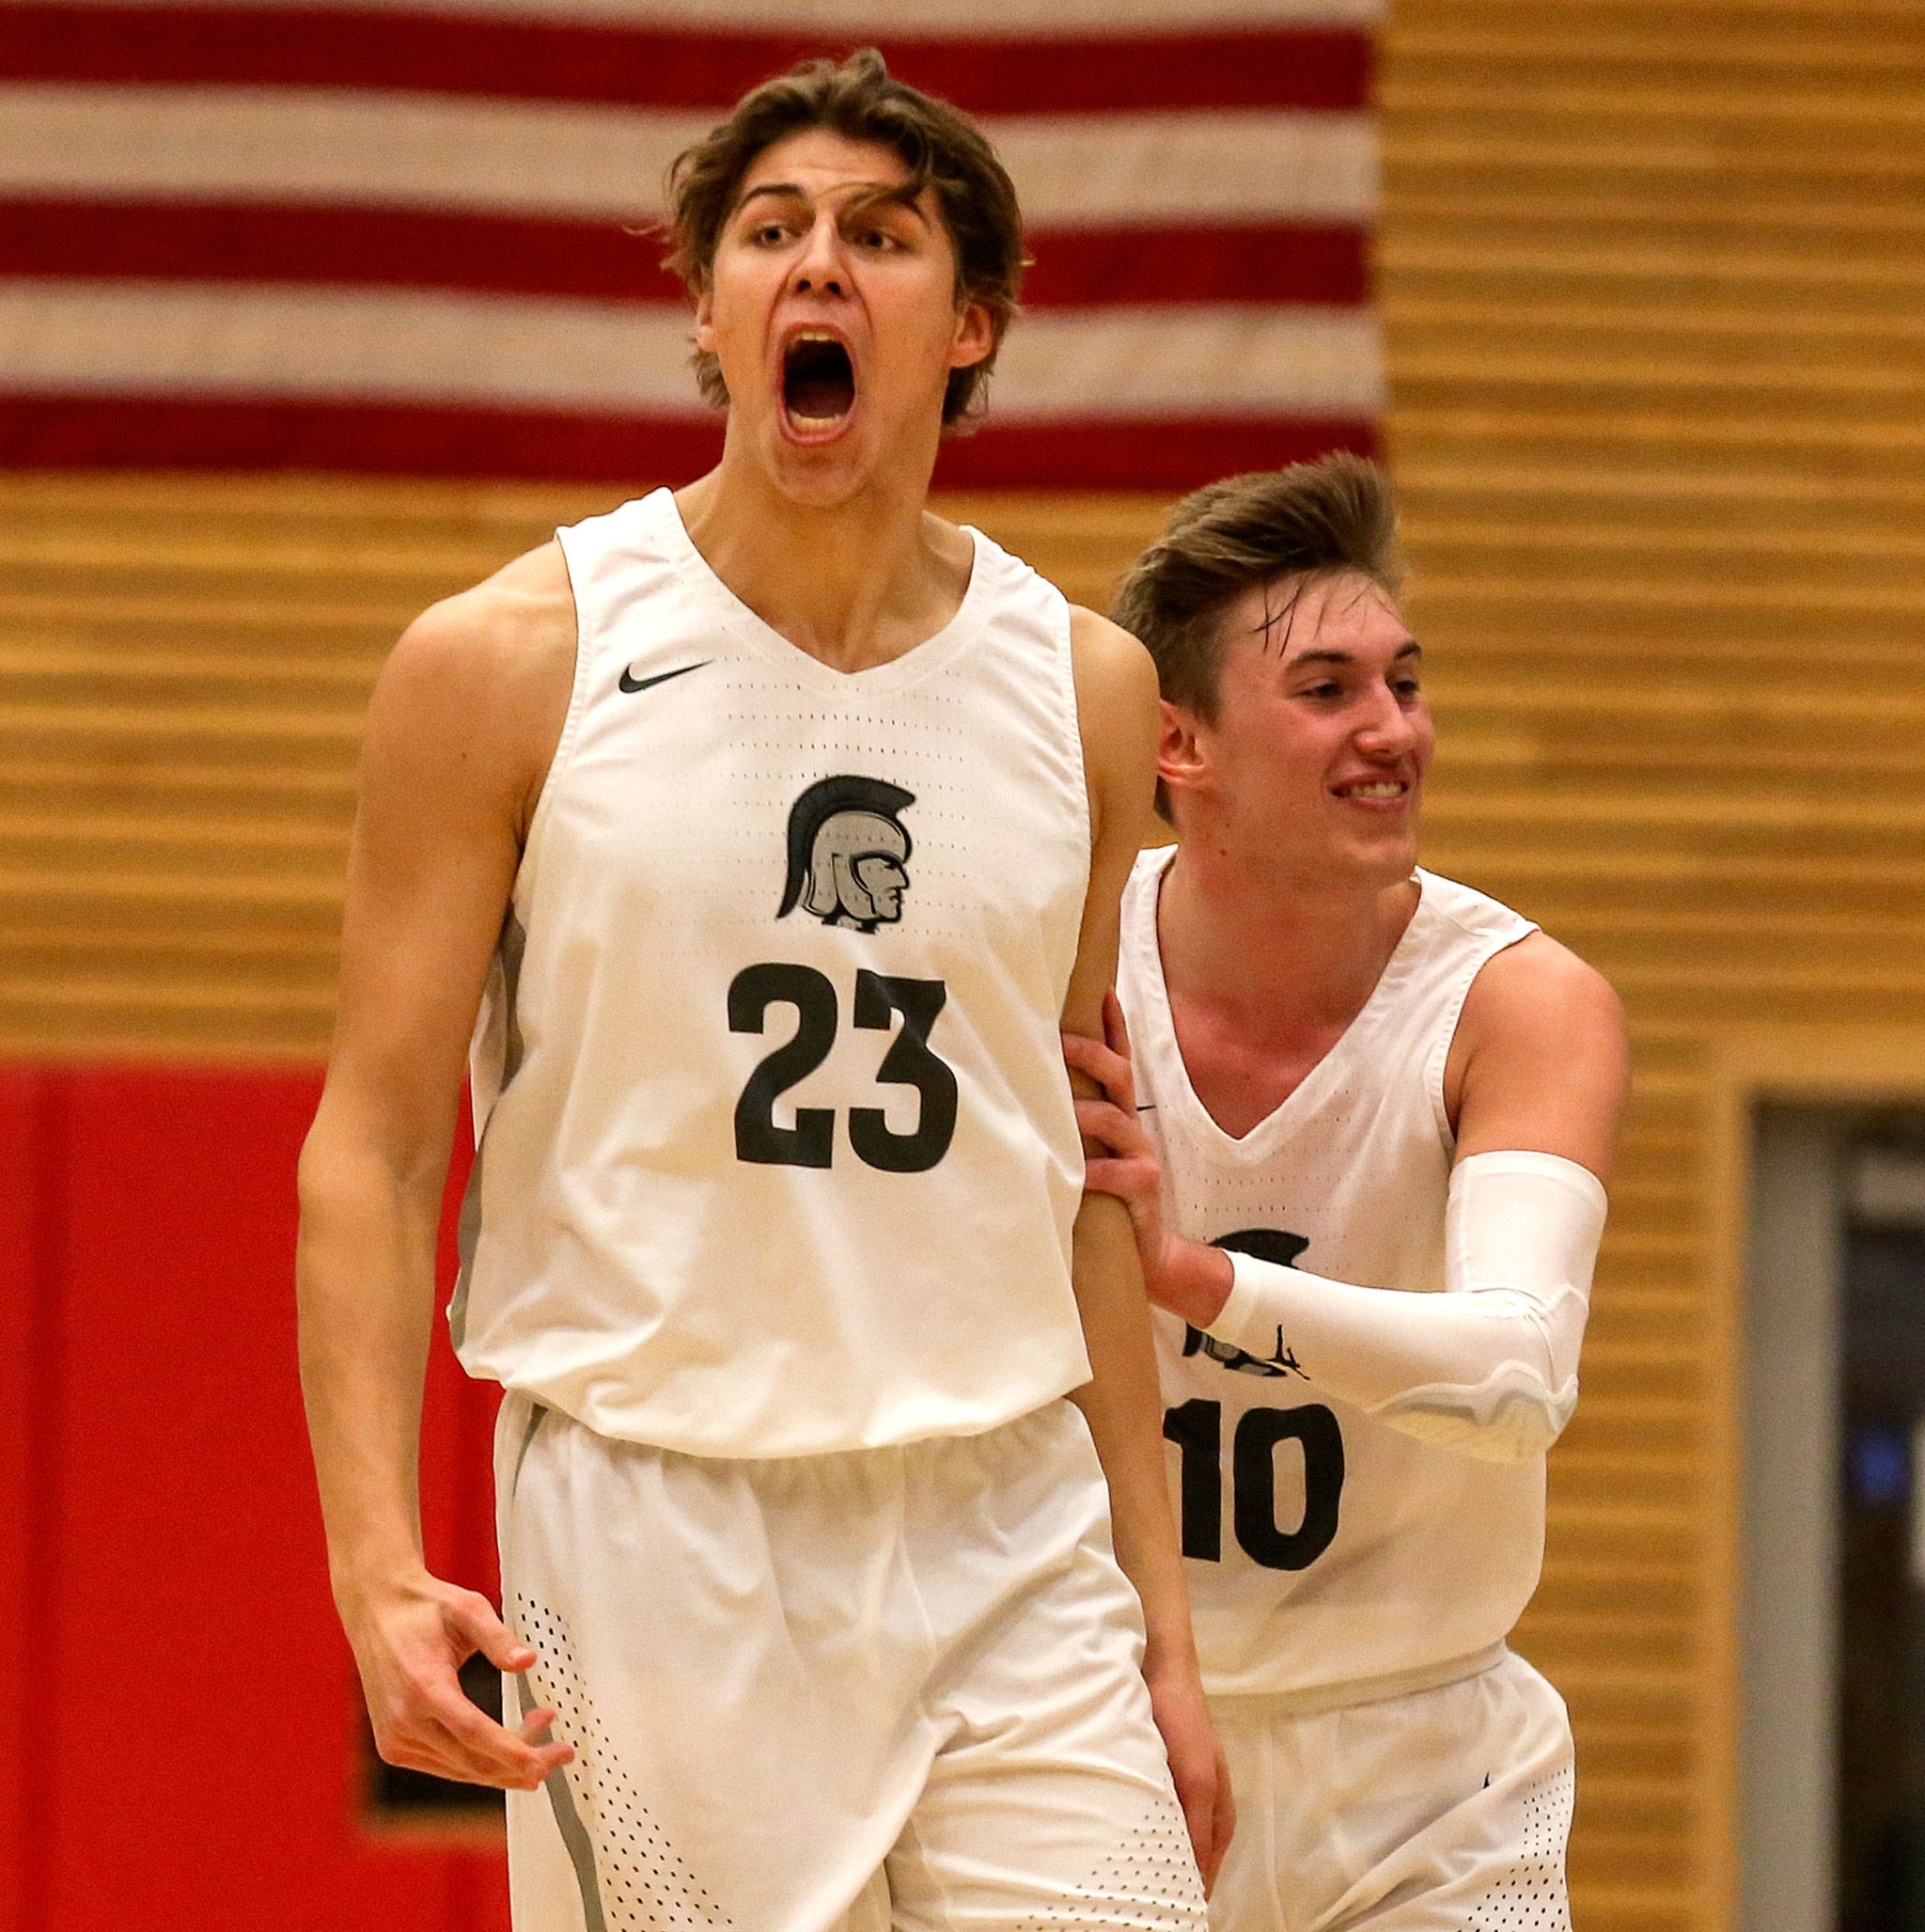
[1158,837,1419,1040]
[675,434,969,676]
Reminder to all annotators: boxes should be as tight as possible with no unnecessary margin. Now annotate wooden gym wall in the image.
[2,3,1921,1929]
[1381,4,1924,1927]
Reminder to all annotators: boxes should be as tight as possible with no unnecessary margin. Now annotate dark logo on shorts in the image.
[778,776,915,932]
[1183,1228,1311,1377]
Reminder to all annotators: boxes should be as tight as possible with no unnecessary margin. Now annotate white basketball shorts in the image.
[1206,1649,1573,1931]
[494,1390,1209,1932]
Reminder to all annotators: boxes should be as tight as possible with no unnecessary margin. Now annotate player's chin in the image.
[763,432,875,506]
[1338,818,1418,876]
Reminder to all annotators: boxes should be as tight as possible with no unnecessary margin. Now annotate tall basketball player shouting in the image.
[297,52,1225,1932]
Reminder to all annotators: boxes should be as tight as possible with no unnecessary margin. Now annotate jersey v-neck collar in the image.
[644,487,994,699]
[1130,843,1434,1161]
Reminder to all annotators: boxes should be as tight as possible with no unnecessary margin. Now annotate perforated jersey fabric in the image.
[507,1618,728,1931]
[1203,1650,1573,1932]
[496,1391,1210,1932]
[1117,847,1545,1701]
[454,486,1094,1458]
[1463,1767,1574,1931]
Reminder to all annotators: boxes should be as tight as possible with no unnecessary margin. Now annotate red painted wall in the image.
[0,1067,508,1932]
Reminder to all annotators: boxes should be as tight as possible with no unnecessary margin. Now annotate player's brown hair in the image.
[1113,452,1402,722]
[663,48,1025,430]
[1111,453,1401,818]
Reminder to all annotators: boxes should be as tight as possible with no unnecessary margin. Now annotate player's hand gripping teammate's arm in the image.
[1063,610,1235,1891]
[1067,936,1628,1464]
[297,544,579,1792]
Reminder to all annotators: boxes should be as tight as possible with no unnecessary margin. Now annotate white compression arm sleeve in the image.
[1202,1150,1607,1464]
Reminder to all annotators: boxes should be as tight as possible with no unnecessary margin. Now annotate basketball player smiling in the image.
[298,51,1226,1932]
[1071,456,1628,1930]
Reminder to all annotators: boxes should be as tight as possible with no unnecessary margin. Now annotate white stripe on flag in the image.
[0,86,1377,226]
[997,306,1383,419]
[0,280,1384,418]
[13,0,1385,28]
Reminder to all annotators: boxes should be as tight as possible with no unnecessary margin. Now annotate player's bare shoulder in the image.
[1463,932,1624,1047]
[364,538,578,840]
[1448,930,1629,1172]
[1069,604,1157,699]
[1068,605,1159,843]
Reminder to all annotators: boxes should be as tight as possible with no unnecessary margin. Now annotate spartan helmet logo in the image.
[778,776,916,932]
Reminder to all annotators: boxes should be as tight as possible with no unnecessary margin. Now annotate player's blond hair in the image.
[663,49,1026,432]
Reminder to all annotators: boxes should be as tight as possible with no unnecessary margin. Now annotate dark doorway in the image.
[1839,1136,1925,1932]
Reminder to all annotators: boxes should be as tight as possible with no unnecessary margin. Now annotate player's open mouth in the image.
[1333,779,1411,806]
[781,333,856,433]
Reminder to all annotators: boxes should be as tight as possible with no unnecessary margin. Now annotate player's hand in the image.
[340,1567,575,1792]
[1065,992,1236,1331]
[1147,1663,1235,1894]
[1064,991,1173,1279]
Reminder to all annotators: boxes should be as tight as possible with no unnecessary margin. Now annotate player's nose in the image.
[790,213,848,297]
[1354,683,1419,757]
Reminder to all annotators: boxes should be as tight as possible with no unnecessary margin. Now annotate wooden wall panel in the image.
[0,477,1162,1056]
[1382,0,1922,1924]
[0,476,580,1055]
[1378,2,1925,1927]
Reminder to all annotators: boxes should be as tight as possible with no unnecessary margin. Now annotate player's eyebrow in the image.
[1284,640,1423,670]
[733,182,807,215]
[838,182,929,224]
[732,181,928,225]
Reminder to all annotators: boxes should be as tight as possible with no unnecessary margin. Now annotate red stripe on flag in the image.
[1025,227,1370,310]
[0,201,1372,309]
[0,6,1373,112]
[0,201,668,302]
[947,418,1382,490]
[0,397,1378,492]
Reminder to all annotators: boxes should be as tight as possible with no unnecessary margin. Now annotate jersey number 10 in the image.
[1163,1398,1345,1571]
[729,963,957,1172]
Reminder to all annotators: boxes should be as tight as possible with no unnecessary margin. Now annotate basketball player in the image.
[1066,455,1627,1928]
[297,52,1226,1932]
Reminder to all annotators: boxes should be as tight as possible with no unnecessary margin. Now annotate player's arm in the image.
[1067,935,1628,1464]
[1062,606,1232,1888]
[297,546,576,1792]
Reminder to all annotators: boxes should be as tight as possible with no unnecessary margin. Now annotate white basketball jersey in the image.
[1118,845,1542,1701]
[451,489,1093,1459]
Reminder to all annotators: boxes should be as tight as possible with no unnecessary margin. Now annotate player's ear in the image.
[947,298,994,369]
[1158,699,1210,803]
[693,282,717,354]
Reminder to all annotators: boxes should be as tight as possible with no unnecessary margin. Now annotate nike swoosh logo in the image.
[618,659,712,694]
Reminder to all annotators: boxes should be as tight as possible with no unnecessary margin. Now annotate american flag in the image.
[0,0,1383,490]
